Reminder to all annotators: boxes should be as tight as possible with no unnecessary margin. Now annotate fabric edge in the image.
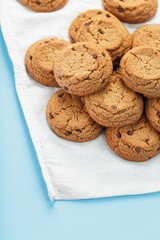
[1,1,56,202]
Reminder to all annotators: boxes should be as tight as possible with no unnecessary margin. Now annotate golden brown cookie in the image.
[19,0,68,12]
[84,73,144,127]
[54,42,113,96]
[76,16,131,60]
[25,37,71,87]
[132,25,160,48]
[105,114,160,162]
[46,90,103,142]
[102,0,158,23]
[120,47,160,98]
[69,9,125,43]
[146,98,160,132]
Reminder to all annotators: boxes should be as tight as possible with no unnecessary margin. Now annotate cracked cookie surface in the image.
[132,25,160,49]
[84,73,144,127]
[102,0,158,23]
[146,98,160,132]
[19,0,68,12]
[46,89,103,142]
[120,47,160,98]
[105,114,160,162]
[25,37,71,87]
[54,42,113,96]
[76,16,131,60]
[69,9,125,43]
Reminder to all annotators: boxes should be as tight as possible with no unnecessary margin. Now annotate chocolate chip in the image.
[157,112,160,118]
[50,71,54,75]
[29,56,32,60]
[106,14,111,18]
[148,157,152,159]
[145,139,150,144]
[45,41,49,43]
[93,54,97,59]
[58,93,64,98]
[84,21,91,26]
[99,29,104,34]
[157,147,160,151]
[59,76,62,79]
[49,113,54,119]
[111,105,117,110]
[102,52,106,57]
[72,47,76,51]
[75,129,82,133]
[117,132,121,138]
[36,1,41,5]
[127,130,133,136]
[85,77,89,80]
[64,86,68,91]
[97,11,102,14]
[65,131,72,136]
[102,79,105,84]
[135,148,141,153]
[118,7,124,12]
[71,37,74,42]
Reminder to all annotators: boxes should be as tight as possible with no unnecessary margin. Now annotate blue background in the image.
[1,27,160,240]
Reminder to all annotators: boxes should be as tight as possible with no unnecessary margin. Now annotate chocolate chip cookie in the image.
[102,0,158,23]
[120,47,160,98]
[84,73,144,127]
[46,90,103,142]
[25,37,71,87]
[146,98,160,132]
[69,9,125,43]
[105,114,160,162]
[19,0,68,12]
[54,42,113,96]
[76,16,131,60]
[132,25,160,49]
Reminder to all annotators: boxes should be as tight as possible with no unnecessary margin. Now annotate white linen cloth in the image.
[1,0,160,201]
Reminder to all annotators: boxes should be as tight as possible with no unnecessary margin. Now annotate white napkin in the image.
[1,0,160,201]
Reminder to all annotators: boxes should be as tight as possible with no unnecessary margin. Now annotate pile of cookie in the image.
[25,5,160,163]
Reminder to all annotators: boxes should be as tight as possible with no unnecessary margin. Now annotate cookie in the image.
[105,114,160,162]
[120,47,160,98]
[76,16,131,60]
[84,73,144,127]
[46,90,103,142]
[102,0,158,23]
[19,0,68,12]
[25,37,71,87]
[132,25,160,49]
[146,98,160,132]
[54,42,113,96]
[69,9,125,43]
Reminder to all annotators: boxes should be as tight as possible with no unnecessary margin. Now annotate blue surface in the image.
[1,27,160,240]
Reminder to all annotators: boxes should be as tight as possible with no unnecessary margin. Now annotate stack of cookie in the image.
[25,6,160,163]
